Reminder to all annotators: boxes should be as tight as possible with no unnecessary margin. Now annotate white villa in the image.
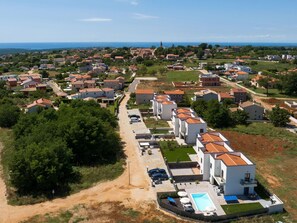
[209,152,256,196]
[171,108,207,144]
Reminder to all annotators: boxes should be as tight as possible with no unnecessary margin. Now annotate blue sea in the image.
[0,42,297,50]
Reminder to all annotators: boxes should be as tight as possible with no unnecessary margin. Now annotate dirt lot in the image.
[221,129,297,221]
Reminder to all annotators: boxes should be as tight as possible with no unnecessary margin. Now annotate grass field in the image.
[221,123,297,221]
[249,61,296,72]
[159,140,196,162]
[0,128,124,205]
[144,118,169,128]
[221,203,263,215]
[166,71,200,82]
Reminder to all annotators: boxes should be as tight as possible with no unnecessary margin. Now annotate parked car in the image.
[151,173,169,181]
[128,114,140,118]
[182,204,195,213]
[130,117,140,124]
[148,168,166,177]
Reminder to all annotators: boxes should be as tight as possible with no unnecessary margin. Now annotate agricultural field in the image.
[165,71,200,82]
[221,123,297,221]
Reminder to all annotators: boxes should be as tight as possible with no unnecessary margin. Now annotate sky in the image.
[0,0,297,43]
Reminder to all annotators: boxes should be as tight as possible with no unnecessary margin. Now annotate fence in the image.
[157,192,269,222]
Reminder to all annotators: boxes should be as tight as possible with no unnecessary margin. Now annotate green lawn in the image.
[241,85,295,98]
[144,118,169,128]
[165,71,200,82]
[150,129,169,134]
[249,61,296,72]
[222,203,264,215]
[159,140,196,162]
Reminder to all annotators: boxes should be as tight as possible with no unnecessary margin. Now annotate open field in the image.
[165,71,200,82]
[159,140,196,162]
[222,203,263,215]
[221,123,297,221]
[248,61,296,72]
[0,129,124,205]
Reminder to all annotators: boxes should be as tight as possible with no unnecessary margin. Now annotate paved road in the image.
[47,80,65,95]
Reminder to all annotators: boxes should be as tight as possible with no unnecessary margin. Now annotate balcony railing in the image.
[240,179,257,186]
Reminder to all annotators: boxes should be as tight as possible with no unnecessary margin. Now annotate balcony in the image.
[240,179,257,186]
[214,175,225,186]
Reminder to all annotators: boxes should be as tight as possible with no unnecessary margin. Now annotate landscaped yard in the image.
[221,203,264,215]
[159,140,196,162]
[220,123,297,221]
[144,118,169,128]
[166,71,200,82]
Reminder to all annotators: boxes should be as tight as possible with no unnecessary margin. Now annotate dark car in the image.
[148,168,166,177]
[151,173,169,181]
[129,114,140,118]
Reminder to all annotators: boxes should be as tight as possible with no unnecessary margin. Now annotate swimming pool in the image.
[191,193,216,211]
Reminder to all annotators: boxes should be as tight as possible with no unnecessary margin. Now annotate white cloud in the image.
[79,18,112,22]
[133,13,159,20]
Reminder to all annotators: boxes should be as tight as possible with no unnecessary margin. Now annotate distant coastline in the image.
[1,42,297,51]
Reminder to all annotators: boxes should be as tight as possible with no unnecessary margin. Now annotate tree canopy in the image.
[268,105,290,127]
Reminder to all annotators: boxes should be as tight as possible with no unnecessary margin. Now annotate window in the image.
[201,158,203,163]
[245,173,250,181]
[200,129,204,133]
[221,170,224,178]
[210,163,212,169]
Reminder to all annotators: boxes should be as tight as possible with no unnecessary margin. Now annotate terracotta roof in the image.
[102,88,114,92]
[220,93,234,99]
[135,89,154,94]
[186,117,202,124]
[200,132,223,142]
[104,79,119,83]
[79,88,102,93]
[177,113,192,119]
[162,101,175,105]
[216,153,247,166]
[237,71,248,75]
[205,143,228,153]
[36,98,52,106]
[72,81,84,85]
[164,89,185,95]
[176,108,191,114]
[240,101,259,108]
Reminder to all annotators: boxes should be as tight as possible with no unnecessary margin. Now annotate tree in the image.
[203,100,233,128]
[231,110,249,125]
[268,105,290,127]
[41,70,49,78]
[191,100,207,117]
[196,49,204,60]
[257,77,271,95]
[158,67,167,76]
[9,140,76,193]
[282,72,297,96]
[0,104,20,128]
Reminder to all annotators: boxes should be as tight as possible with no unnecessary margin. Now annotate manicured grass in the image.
[0,128,125,205]
[166,71,200,82]
[144,118,169,128]
[241,85,295,98]
[159,140,196,162]
[150,129,169,134]
[221,203,264,215]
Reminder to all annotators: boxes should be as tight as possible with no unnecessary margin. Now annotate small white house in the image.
[78,88,104,99]
[209,152,256,195]
[152,95,171,116]
[159,101,177,120]
[171,108,195,137]
[179,117,207,144]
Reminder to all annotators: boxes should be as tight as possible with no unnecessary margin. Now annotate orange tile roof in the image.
[36,98,52,106]
[216,153,247,166]
[220,93,234,99]
[176,108,191,114]
[104,79,119,83]
[79,88,102,93]
[162,101,175,105]
[205,143,228,153]
[186,117,202,124]
[237,71,248,75]
[102,88,114,92]
[164,89,185,95]
[135,89,154,94]
[200,132,223,142]
[177,113,192,119]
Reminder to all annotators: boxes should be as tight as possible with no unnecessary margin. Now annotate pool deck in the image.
[182,181,226,216]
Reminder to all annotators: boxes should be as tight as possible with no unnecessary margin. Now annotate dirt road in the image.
[0,94,154,223]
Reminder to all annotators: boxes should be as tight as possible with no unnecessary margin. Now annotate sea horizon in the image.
[1,41,297,50]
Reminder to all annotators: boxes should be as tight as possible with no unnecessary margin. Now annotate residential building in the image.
[26,98,53,113]
[200,74,220,87]
[159,101,177,120]
[209,152,256,195]
[192,89,218,102]
[218,92,235,102]
[152,95,171,116]
[166,54,179,61]
[71,81,84,91]
[103,79,123,90]
[234,71,249,81]
[284,101,297,108]
[6,78,18,88]
[180,117,207,144]
[163,89,184,103]
[172,108,195,137]
[239,101,264,120]
[230,88,247,103]
[78,88,104,99]
[135,89,154,104]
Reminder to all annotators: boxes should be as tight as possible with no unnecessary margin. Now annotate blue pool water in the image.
[191,193,215,211]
